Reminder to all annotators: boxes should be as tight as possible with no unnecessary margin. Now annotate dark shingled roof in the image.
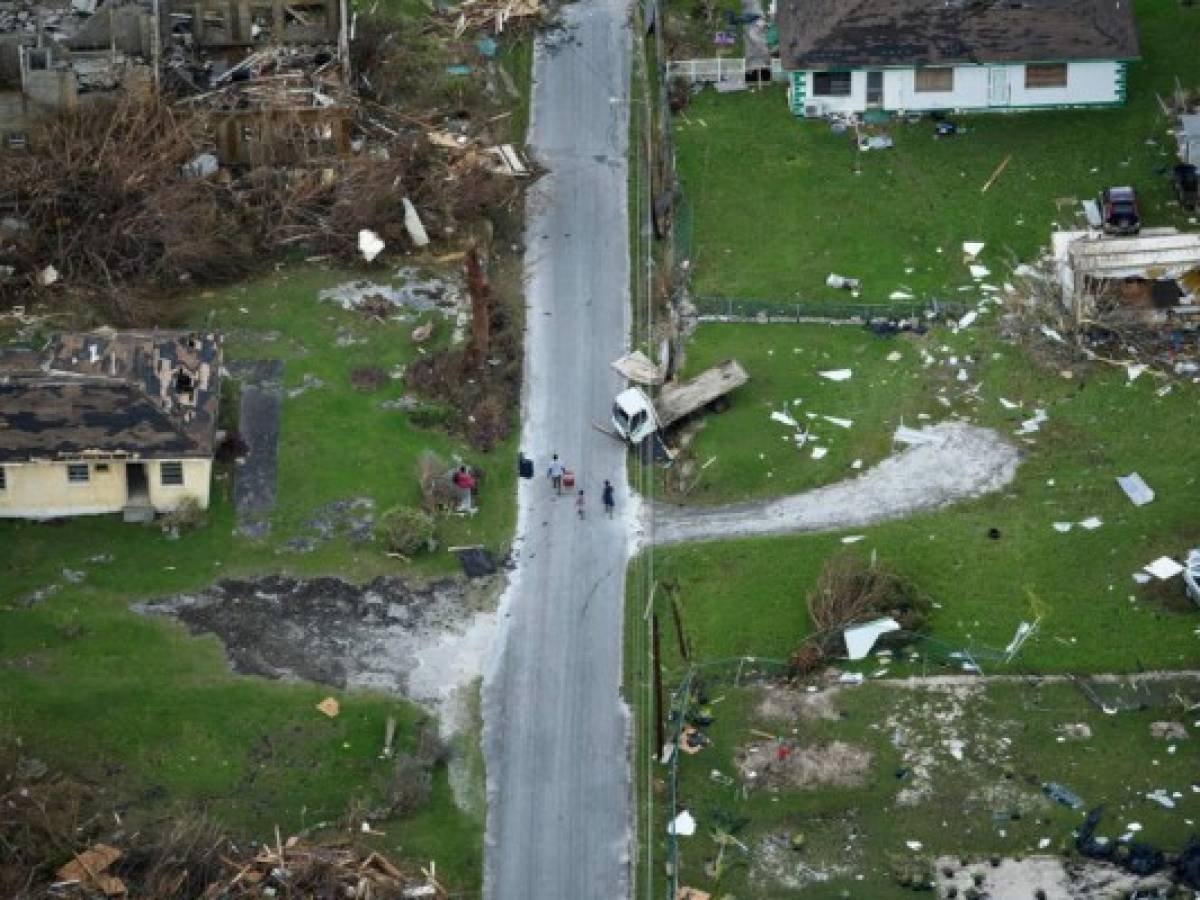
[778,0,1139,70]
[0,330,222,463]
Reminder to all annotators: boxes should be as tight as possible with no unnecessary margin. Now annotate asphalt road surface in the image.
[482,0,633,897]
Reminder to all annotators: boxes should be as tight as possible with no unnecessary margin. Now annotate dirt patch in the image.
[135,574,496,707]
[735,739,870,791]
[749,816,863,893]
[935,855,1169,899]
[350,366,389,392]
[755,683,842,724]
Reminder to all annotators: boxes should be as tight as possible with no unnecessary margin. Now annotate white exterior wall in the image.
[0,459,128,518]
[146,458,212,511]
[1003,60,1121,108]
[804,69,868,114]
[884,65,990,111]
[0,457,212,518]
[795,60,1123,115]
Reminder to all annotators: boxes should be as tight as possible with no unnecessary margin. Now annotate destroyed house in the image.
[0,0,157,146]
[779,0,1139,118]
[0,329,222,520]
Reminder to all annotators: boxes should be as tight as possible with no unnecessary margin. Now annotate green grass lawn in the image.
[0,265,516,888]
[667,323,942,503]
[648,675,1200,899]
[674,0,1200,304]
[647,326,1200,673]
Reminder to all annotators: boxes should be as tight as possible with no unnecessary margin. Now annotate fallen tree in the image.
[0,95,522,324]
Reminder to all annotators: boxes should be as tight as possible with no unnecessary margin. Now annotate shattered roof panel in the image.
[0,330,222,462]
[778,0,1139,70]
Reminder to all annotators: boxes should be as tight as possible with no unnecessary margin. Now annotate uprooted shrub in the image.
[377,506,437,557]
[416,450,458,513]
[789,552,931,674]
[159,497,207,535]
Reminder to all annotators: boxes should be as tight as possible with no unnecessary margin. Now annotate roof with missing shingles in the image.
[0,330,222,462]
[778,0,1139,71]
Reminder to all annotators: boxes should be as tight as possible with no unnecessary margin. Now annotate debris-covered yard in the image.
[630,4,1200,895]
[656,672,1200,898]
[672,1,1200,305]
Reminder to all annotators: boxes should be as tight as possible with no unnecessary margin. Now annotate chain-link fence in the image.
[661,656,791,899]
[691,294,970,323]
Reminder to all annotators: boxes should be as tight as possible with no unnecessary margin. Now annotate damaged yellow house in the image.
[0,329,221,520]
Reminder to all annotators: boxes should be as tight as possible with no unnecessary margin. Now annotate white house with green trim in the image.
[778,0,1139,118]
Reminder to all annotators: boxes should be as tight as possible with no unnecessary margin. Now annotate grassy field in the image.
[647,673,1200,899]
[0,265,517,888]
[673,0,1200,304]
[649,327,1200,674]
[666,323,942,503]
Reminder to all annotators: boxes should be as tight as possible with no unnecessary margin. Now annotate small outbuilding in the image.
[0,329,222,520]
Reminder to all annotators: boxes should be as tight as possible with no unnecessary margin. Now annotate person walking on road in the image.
[575,489,586,520]
[602,480,615,519]
[548,454,566,495]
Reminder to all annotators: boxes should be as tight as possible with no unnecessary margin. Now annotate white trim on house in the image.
[789,60,1127,116]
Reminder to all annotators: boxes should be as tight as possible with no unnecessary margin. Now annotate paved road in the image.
[654,421,1019,545]
[482,1,633,897]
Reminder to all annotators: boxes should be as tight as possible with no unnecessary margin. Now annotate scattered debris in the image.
[843,617,901,660]
[669,810,697,837]
[818,368,852,382]
[1144,557,1184,581]
[1117,472,1155,507]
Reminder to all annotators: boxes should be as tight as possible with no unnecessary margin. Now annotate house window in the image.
[67,463,90,484]
[914,67,954,93]
[811,72,852,97]
[160,462,185,486]
[0,466,6,491]
[1025,63,1067,89]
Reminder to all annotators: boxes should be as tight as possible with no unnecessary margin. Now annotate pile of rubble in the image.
[50,838,449,898]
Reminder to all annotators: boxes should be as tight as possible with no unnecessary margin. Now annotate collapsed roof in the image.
[0,329,222,462]
[777,0,1140,70]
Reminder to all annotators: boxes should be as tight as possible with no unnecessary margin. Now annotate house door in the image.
[866,71,883,107]
[989,66,1008,106]
[125,462,149,505]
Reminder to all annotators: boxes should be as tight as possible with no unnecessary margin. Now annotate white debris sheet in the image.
[962,241,985,258]
[1017,409,1048,435]
[969,264,991,280]
[819,368,853,382]
[844,617,901,660]
[668,810,697,837]
[358,229,385,262]
[1117,473,1154,506]
[958,310,978,329]
[1079,516,1102,530]
[822,415,853,429]
[1144,557,1184,581]
[770,410,799,428]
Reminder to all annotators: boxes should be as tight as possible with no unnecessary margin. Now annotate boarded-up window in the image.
[914,67,954,93]
[67,463,89,484]
[811,71,852,97]
[160,462,185,486]
[1025,63,1067,89]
